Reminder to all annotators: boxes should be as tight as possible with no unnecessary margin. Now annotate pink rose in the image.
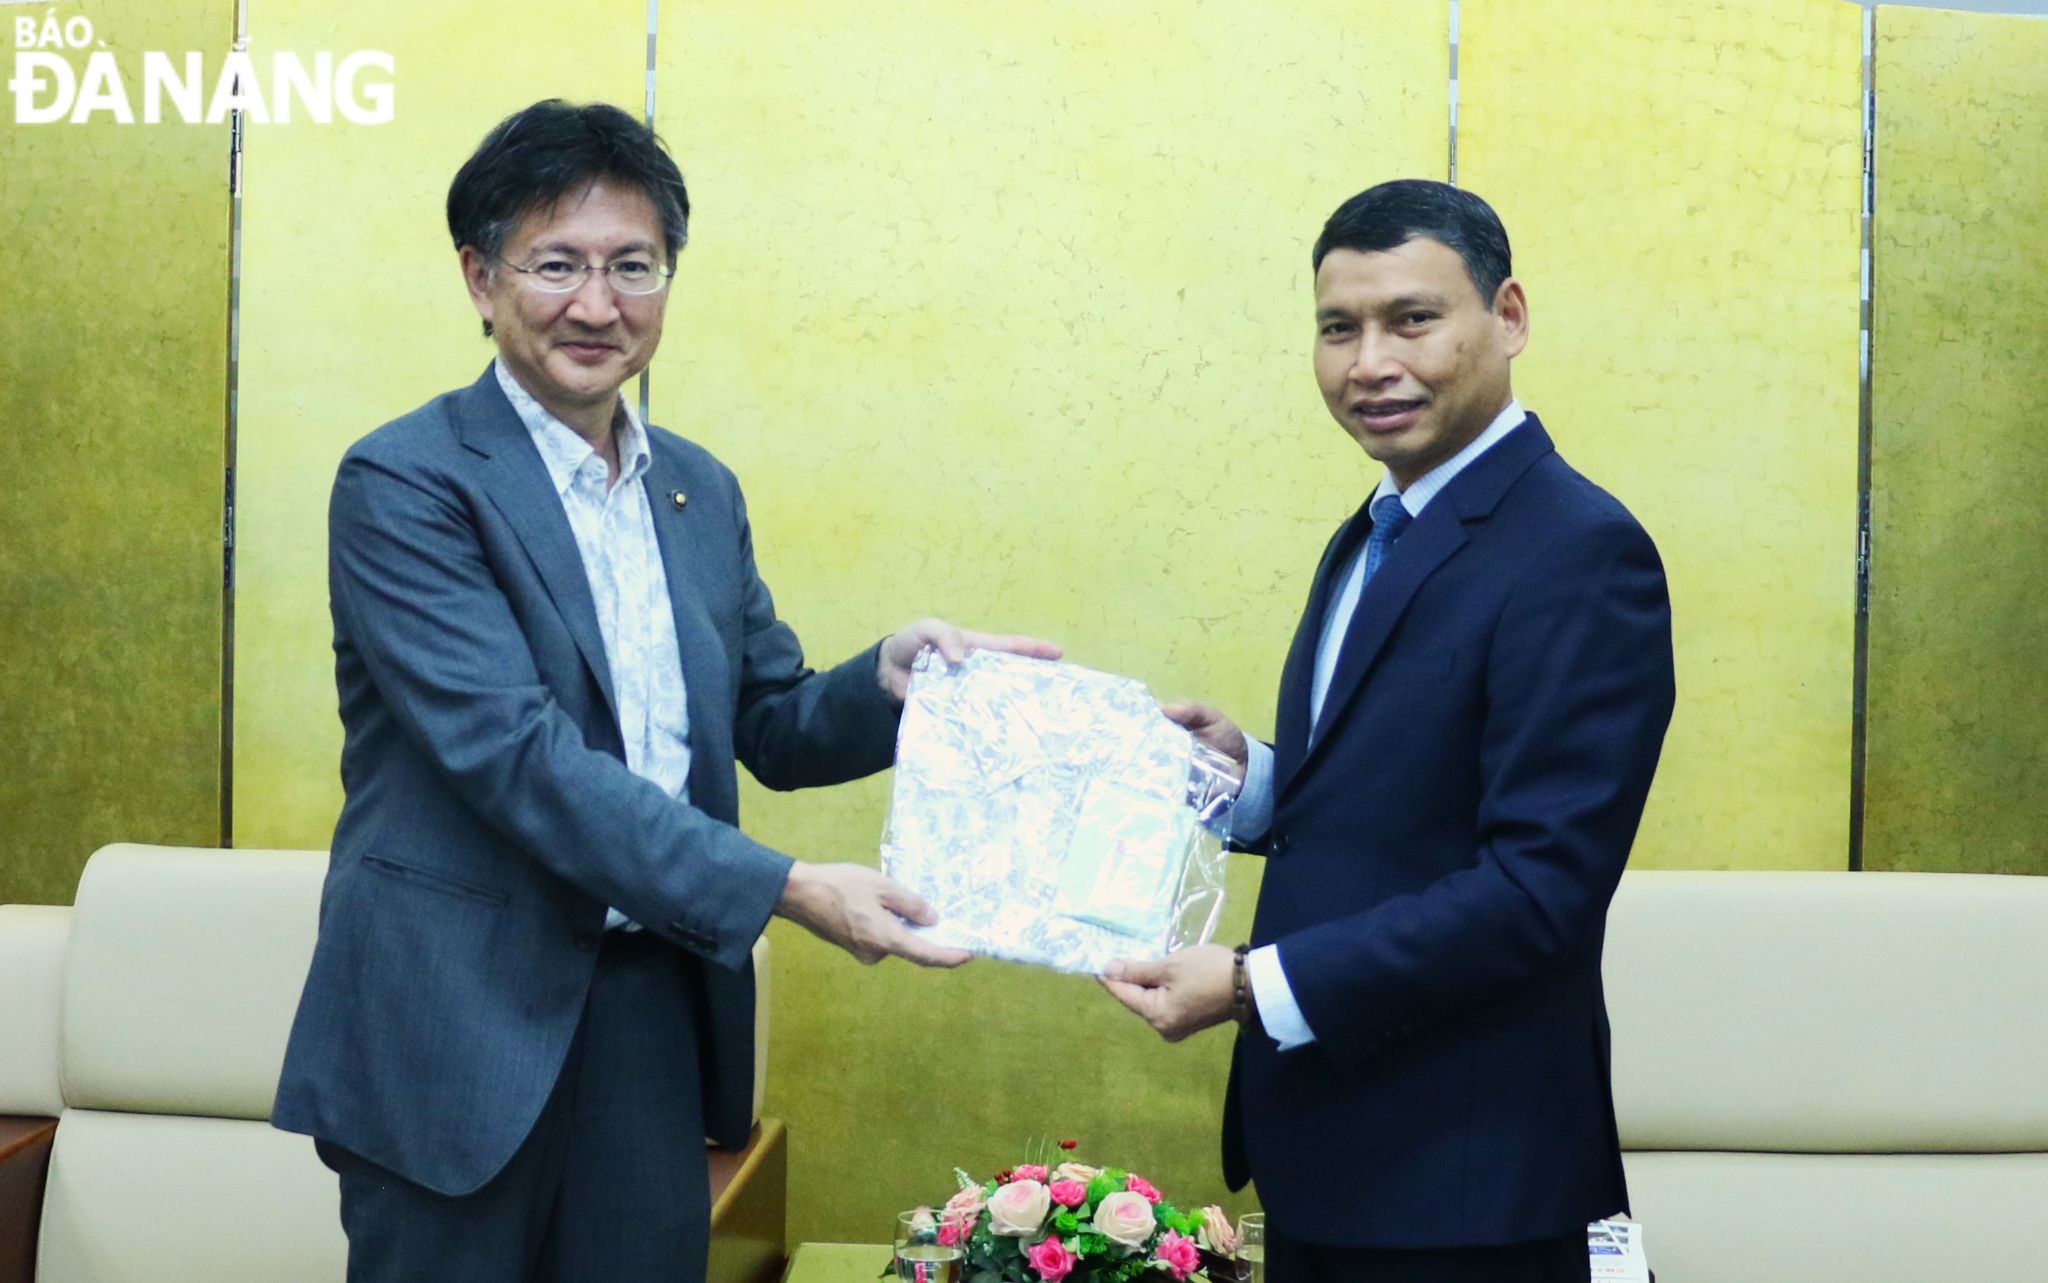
[1026,1234,1079,1282]
[940,1186,985,1242]
[1013,1164,1050,1182]
[1125,1174,1163,1204]
[986,1179,1051,1237]
[1195,1205,1240,1256]
[1152,1230,1201,1281]
[1089,1189,1156,1251]
[1052,1161,1101,1184]
[1048,1179,1088,1208]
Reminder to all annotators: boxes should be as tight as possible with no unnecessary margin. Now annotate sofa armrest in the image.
[0,905,70,1118]
[0,1116,58,1283]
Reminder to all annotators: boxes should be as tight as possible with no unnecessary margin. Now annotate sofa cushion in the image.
[1624,1150,2048,1282]
[0,905,69,1117]
[61,845,324,1120]
[1606,870,2048,1151]
[35,1108,345,1283]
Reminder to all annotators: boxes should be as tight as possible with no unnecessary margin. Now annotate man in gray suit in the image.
[273,99,1055,1282]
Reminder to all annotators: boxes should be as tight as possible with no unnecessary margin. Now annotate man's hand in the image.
[1099,944,1235,1042]
[773,862,973,967]
[878,617,1062,704]
[1160,701,1249,782]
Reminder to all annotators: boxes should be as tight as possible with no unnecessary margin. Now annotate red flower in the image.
[1058,1139,1078,1150]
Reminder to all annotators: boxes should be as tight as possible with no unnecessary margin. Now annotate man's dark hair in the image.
[1312,180,1512,309]
[448,99,690,336]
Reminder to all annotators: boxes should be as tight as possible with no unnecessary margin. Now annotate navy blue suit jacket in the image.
[273,367,900,1195]
[1224,416,1675,1248]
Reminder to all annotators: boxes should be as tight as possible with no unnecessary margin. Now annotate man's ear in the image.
[459,246,496,337]
[1493,277,1529,359]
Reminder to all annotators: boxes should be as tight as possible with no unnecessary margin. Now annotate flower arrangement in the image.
[897,1141,1247,1283]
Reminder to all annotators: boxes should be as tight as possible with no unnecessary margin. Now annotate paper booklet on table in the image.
[1586,1219,1650,1282]
[879,649,1239,975]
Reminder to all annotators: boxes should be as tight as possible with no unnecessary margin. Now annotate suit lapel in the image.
[640,438,730,802]
[1273,500,1373,791]
[456,366,620,723]
[1278,415,1558,800]
[1286,509,1467,788]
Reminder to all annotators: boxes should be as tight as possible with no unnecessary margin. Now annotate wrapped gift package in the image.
[880,649,1237,974]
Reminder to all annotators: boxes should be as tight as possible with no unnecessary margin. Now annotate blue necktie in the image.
[1309,494,1413,733]
[1361,493,1413,586]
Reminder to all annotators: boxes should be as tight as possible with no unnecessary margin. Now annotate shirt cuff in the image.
[1225,740,1276,844]
[1246,943,1315,1049]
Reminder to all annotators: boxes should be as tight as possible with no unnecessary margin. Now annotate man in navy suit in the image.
[1105,181,1674,1281]
[273,100,1055,1282]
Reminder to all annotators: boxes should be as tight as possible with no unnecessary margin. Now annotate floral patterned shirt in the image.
[495,361,691,927]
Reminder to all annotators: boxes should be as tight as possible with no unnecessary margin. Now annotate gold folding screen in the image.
[1865,6,2048,875]
[0,0,233,905]
[231,1,648,847]
[1460,0,1865,872]
[652,0,1446,1239]
[3,0,2027,1250]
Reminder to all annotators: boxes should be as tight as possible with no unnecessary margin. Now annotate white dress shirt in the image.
[496,360,691,931]
[1238,399,1528,1049]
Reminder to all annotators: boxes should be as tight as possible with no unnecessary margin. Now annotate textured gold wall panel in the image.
[1461,0,1863,871]
[231,2,647,846]
[0,0,232,904]
[656,0,1445,1241]
[1866,6,2048,875]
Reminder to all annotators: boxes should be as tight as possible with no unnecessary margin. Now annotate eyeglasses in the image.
[500,255,674,296]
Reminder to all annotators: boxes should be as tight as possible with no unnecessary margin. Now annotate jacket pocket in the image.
[361,854,509,908]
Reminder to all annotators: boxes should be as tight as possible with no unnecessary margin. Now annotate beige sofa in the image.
[0,844,782,1283]
[1605,870,2048,1281]
[9,854,2048,1280]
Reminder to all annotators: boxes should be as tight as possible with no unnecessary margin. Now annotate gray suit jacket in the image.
[273,366,899,1196]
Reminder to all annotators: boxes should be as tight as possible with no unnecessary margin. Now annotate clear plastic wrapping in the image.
[880,649,1237,974]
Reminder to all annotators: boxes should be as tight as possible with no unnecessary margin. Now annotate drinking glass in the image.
[893,1208,964,1283]
[1237,1211,1266,1283]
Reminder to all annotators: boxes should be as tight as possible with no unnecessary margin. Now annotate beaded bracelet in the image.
[1231,943,1259,1030]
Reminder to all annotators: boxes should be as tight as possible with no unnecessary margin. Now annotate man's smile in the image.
[1352,397,1427,432]
[557,339,620,363]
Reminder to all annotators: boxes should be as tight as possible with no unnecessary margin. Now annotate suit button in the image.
[1271,832,1290,857]
[573,930,599,952]
[675,925,712,952]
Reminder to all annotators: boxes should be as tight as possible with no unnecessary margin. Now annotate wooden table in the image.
[708,1119,792,1283]
[0,1116,58,1283]
[780,1241,893,1282]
